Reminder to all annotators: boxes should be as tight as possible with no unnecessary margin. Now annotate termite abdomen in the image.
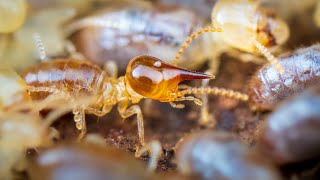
[248,44,320,111]
[20,59,106,100]
[257,85,320,164]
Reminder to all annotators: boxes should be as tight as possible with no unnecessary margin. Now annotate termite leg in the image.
[176,86,248,126]
[104,60,118,78]
[135,140,163,171]
[227,48,265,64]
[252,39,284,73]
[173,27,222,66]
[118,101,145,146]
[173,96,203,106]
[73,107,87,141]
[197,69,216,127]
[86,106,112,117]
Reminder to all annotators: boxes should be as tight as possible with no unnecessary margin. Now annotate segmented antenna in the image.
[173,27,222,66]
[176,87,249,102]
[252,39,284,73]
[33,33,47,61]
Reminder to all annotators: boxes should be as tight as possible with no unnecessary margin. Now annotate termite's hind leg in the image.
[118,102,145,146]
[73,107,87,141]
[135,140,163,171]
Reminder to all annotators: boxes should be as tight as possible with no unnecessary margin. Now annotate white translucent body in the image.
[0,0,27,33]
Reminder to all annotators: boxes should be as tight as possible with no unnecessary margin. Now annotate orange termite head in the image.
[125,55,213,103]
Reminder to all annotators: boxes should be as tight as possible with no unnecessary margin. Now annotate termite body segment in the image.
[20,56,216,145]
[249,44,320,111]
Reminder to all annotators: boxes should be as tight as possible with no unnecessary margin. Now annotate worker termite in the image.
[172,0,289,125]
[175,131,281,180]
[257,85,320,164]
[173,0,289,72]
[0,0,27,33]
[20,55,248,147]
[28,141,158,180]
[0,7,76,70]
[66,1,211,73]
[0,93,93,180]
[248,44,320,111]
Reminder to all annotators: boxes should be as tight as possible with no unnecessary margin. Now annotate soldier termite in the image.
[175,131,281,180]
[248,44,320,111]
[19,55,248,149]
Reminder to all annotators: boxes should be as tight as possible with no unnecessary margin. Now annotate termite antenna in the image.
[173,27,222,66]
[252,39,284,73]
[33,33,48,61]
[176,86,249,103]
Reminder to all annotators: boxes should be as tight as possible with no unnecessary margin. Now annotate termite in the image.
[0,93,91,180]
[257,85,320,164]
[248,44,320,111]
[20,55,249,148]
[0,0,27,33]
[28,140,159,180]
[173,0,289,72]
[0,7,76,70]
[172,0,289,125]
[175,131,281,180]
[65,1,209,72]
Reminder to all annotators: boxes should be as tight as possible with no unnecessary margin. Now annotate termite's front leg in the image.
[73,107,86,141]
[117,101,145,146]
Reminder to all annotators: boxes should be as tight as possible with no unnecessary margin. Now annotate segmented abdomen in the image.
[20,59,106,99]
[249,45,320,110]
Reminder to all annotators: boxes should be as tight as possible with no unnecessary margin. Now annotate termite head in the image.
[125,55,213,103]
[212,0,289,53]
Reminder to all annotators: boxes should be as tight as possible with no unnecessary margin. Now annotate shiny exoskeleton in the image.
[28,142,157,180]
[20,56,248,146]
[67,1,208,72]
[175,131,281,180]
[249,44,320,111]
[257,85,320,164]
